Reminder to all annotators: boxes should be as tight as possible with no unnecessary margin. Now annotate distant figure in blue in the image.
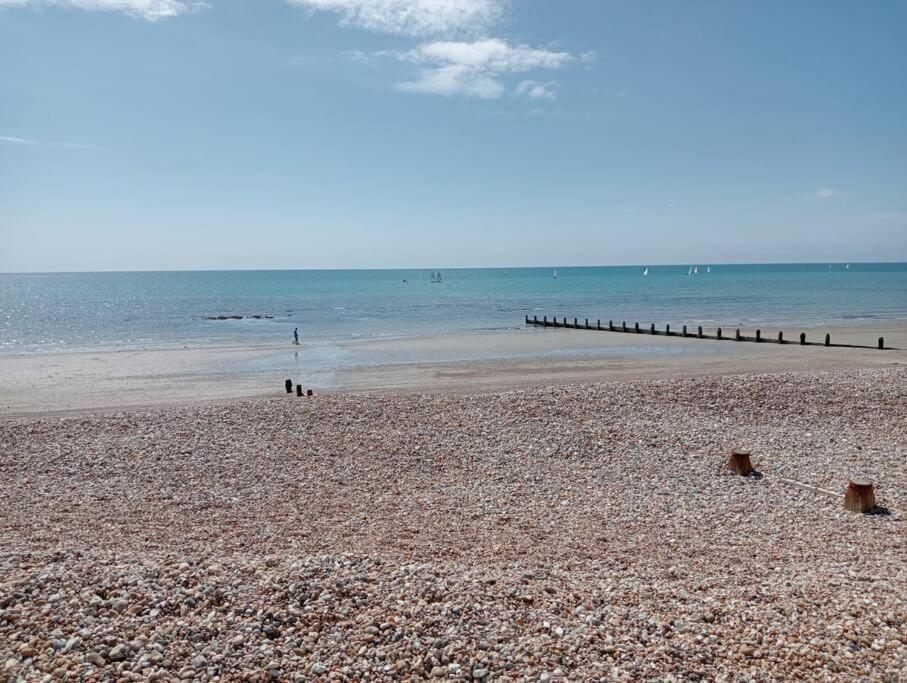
[293,327,299,345]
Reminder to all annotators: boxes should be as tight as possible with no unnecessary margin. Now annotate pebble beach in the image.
[1,368,905,681]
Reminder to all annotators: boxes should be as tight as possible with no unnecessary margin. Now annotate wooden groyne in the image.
[524,315,889,350]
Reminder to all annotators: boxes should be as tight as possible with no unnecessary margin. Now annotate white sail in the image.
[707,266,711,273]
[694,266,698,274]
[643,267,648,276]
[553,269,558,279]
[688,266,692,275]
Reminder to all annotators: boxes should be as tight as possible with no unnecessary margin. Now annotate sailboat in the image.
[553,269,558,279]
[430,271,436,283]
[693,266,698,275]
[687,266,693,275]
[707,266,711,273]
[436,271,443,283]
[845,264,850,270]
[642,267,648,276]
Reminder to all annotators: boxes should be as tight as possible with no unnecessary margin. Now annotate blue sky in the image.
[1,0,906,271]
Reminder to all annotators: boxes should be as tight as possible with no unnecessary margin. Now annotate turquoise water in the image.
[1,264,905,354]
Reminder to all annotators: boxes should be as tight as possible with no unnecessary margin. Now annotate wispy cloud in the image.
[390,39,591,99]
[814,188,836,199]
[516,79,557,100]
[286,0,504,37]
[0,135,36,144]
[0,0,208,21]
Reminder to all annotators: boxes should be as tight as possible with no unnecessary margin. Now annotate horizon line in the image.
[1,260,906,275]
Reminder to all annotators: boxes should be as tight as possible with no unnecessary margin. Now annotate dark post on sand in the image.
[735,329,741,341]
[728,449,753,476]
[844,479,875,513]
[778,331,784,343]
[635,322,640,333]
[296,384,303,397]
[307,389,314,397]
[285,379,293,394]
[756,329,761,342]
[878,337,884,350]
[800,332,806,345]
[697,326,703,338]
[650,323,656,334]
[717,327,722,340]
[825,333,831,347]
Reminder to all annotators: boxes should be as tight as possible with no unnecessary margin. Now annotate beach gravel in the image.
[1,368,905,681]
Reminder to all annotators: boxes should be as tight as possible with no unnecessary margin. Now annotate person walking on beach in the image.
[293,327,299,345]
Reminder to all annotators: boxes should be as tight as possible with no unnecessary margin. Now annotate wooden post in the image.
[564,317,569,326]
[778,331,784,343]
[878,337,884,350]
[635,322,640,333]
[609,320,614,331]
[844,479,875,513]
[800,332,806,346]
[682,325,687,337]
[285,379,293,394]
[307,389,314,397]
[585,318,589,329]
[755,329,761,342]
[666,324,671,336]
[825,333,831,346]
[574,317,578,327]
[717,327,722,340]
[534,315,538,324]
[728,449,753,476]
[650,323,656,334]
[697,326,703,338]
[622,321,626,332]
[735,329,741,341]
[597,319,601,330]
[296,384,303,397]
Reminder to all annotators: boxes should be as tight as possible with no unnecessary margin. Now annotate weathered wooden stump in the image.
[697,326,703,338]
[285,379,293,394]
[574,317,578,327]
[609,320,614,331]
[585,318,589,329]
[534,315,538,323]
[666,324,671,335]
[825,333,831,347]
[650,323,656,334]
[778,331,783,343]
[717,327,722,340]
[728,449,753,476]
[296,384,303,397]
[844,478,875,513]
[622,321,627,332]
[597,319,601,330]
[307,389,315,397]
[735,328,742,341]
[525,314,529,324]
[682,325,688,337]
[800,332,806,345]
[543,316,548,326]
[878,337,884,350]
[755,329,761,342]
[635,322,640,333]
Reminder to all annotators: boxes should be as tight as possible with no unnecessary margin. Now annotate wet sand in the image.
[1,323,905,416]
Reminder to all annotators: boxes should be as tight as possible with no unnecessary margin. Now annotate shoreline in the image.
[1,322,905,416]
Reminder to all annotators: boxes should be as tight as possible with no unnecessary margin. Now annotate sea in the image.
[1,263,906,355]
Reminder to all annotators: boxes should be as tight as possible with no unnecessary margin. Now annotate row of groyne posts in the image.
[284,379,314,397]
[525,315,888,350]
[728,450,882,514]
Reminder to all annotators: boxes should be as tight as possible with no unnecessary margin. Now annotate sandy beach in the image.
[1,322,905,416]
[1,367,905,681]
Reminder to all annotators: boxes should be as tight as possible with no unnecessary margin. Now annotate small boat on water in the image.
[687,266,693,275]
[694,266,698,275]
[707,266,711,273]
[553,269,558,279]
[643,267,648,276]
[846,264,850,269]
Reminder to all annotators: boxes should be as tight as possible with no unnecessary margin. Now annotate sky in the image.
[1,0,906,271]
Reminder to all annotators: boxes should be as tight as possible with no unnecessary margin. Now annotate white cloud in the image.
[0,135,36,144]
[0,0,208,21]
[392,39,584,99]
[286,0,504,36]
[814,188,836,199]
[516,79,557,100]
